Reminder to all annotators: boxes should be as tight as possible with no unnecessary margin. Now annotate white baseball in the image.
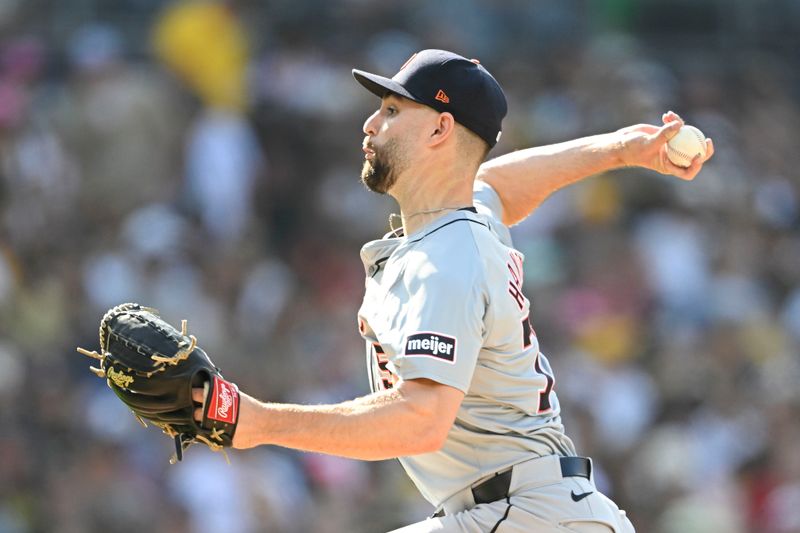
[666,125,707,168]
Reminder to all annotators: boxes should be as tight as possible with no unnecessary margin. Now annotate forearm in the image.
[235,387,444,460]
[477,132,625,226]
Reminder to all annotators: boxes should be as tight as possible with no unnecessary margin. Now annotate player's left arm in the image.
[477,111,715,226]
[192,378,464,460]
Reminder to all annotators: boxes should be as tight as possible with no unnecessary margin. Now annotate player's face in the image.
[360,95,415,194]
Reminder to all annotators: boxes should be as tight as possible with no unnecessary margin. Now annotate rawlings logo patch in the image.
[107,367,134,389]
[207,376,239,424]
[404,332,456,363]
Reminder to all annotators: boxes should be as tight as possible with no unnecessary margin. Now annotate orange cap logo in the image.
[435,89,450,104]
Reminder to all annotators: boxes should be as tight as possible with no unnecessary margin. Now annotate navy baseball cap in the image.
[353,49,508,147]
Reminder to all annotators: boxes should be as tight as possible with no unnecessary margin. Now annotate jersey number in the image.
[522,315,554,413]
[522,312,553,414]
[510,252,555,414]
[372,343,395,390]
[533,352,554,413]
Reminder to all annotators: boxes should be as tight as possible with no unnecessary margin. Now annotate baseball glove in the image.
[77,303,239,463]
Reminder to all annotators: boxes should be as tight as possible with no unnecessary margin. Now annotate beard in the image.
[360,138,405,194]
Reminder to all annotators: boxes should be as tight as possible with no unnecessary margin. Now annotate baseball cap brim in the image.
[352,69,418,102]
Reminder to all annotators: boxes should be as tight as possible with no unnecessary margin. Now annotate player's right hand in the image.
[616,110,715,180]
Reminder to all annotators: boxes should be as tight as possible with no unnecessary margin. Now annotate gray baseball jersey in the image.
[357,180,577,507]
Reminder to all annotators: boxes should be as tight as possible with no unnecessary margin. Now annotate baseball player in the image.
[193,50,713,532]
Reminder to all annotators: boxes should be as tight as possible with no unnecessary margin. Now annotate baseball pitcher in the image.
[80,49,713,532]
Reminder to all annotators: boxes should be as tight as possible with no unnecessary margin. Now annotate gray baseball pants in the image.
[389,455,635,533]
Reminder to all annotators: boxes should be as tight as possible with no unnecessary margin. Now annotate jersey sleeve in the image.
[473,179,513,248]
[389,264,486,394]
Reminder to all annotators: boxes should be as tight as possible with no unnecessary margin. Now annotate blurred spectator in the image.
[184,108,264,244]
[55,23,187,228]
[153,1,266,246]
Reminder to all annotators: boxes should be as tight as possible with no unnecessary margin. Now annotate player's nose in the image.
[362,109,380,136]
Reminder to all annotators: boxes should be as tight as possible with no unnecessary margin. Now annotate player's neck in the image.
[392,172,474,236]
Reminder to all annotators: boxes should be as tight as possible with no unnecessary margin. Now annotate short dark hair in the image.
[456,124,491,166]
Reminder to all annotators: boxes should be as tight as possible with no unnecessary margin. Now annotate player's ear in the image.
[428,112,456,147]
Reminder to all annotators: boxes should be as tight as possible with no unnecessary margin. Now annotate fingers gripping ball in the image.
[667,125,707,168]
[77,303,239,463]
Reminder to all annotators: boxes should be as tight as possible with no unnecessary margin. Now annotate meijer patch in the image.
[404,332,456,362]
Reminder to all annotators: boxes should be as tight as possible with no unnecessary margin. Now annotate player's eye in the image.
[386,106,397,116]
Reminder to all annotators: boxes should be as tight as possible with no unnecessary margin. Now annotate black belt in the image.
[472,456,592,506]
[432,456,592,518]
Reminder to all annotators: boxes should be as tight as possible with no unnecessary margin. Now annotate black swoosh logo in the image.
[571,490,593,502]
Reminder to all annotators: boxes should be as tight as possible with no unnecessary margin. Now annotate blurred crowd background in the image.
[1,0,799,532]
